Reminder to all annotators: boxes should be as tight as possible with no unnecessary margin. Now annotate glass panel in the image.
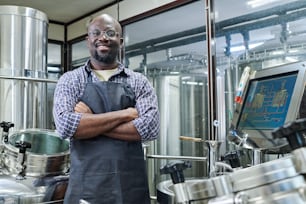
[123,1,208,197]
[47,42,62,129]
[48,43,62,76]
[124,0,306,199]
[71,40,89,69]
[215,0,306,164]
[48,43,61,65]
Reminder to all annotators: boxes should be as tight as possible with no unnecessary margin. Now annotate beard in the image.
[93,47,118,64]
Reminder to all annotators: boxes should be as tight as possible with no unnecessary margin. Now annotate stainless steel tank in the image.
[140,55,213,200]
[0,5,50,130]
[1,129,70,177]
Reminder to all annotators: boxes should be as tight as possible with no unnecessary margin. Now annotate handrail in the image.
[0,75,58,83]
[147,154,206,161]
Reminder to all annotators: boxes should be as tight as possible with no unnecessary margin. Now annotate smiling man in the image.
[53,14,160,204]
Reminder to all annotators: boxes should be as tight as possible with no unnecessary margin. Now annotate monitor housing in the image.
[229,61,306,150]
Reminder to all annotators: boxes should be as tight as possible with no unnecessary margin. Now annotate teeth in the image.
[97,44,106,48]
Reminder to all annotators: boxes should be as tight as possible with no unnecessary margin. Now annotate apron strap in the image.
[85,68,93,83]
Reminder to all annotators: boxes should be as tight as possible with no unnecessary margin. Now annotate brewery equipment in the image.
[0,6,68,203]
[0,5,55,131]
[0,125,69,203]
[156,60,306,203]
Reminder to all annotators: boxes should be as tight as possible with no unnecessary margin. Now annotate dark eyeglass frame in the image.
[88,29,120,39]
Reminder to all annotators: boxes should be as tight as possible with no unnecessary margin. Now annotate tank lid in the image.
[0,5,48,23]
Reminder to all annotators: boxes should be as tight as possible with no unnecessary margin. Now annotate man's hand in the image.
[123,107,139,121]
[74,101,93,114]
[74,101,138,122]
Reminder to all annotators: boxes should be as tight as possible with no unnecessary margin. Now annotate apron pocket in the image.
[82,172,120,204]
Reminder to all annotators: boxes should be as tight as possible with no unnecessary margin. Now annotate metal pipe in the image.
[146,154,206,161]
[0,75,58,83]
[38,200,64,204]
[205,140,222,177]
[205,0,218,140]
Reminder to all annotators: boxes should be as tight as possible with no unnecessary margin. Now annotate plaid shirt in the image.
[53,60,160,142]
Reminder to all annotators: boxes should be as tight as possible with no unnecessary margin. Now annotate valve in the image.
[272,118,306,150]
[222,150,243,169]
[0,121,14,143]
[160,161,192,204]
[160,160,191,184]
[15,140,32,179]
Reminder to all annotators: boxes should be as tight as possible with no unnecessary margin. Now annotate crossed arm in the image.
[73,101,141,141]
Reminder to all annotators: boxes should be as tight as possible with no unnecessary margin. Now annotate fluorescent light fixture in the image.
[181,76,191,80]
[271,50,285,55]
[229,42,264,52]
[285,57,298,62]
[247,0,282,8]
[182,81,204,86]
[169,71,180,75]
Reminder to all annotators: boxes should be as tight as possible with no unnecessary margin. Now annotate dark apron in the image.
[64,73,150,204]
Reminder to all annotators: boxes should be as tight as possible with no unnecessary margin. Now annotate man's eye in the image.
[106,30,116,37]
[92,31,101,36]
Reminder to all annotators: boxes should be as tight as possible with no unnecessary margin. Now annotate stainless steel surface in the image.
[0,175,44,203]
[157,179,216,204]
[1,129,69,177]
[156,155,306,204]
[292,147,306,174]
[146,71,210,199]
[205,140,222,177]
[251,148,263,165]
[242,175,306,202]
[0,174,67,204]
[230,156,298,192]
[207,195,236,204]
[173,183,189,204]
[210,175,233,197]
[147,154,206,161]
[0,75,58,83]
[0,5,51,131]
[247,187,306,204]
[186,179,216,201]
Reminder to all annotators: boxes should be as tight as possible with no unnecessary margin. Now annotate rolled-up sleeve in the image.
[53,71,83,139]
[132,74,160,142]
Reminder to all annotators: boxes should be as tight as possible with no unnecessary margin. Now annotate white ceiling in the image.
[0,0,115,23]
[1,0,306,67]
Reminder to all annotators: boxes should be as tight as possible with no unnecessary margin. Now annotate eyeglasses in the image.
[88,29,119,39]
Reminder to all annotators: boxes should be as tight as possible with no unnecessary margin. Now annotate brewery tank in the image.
[0,5,50,131]
[139,56,215,199]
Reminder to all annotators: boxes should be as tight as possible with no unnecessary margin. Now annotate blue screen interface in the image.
[238,72,298,130]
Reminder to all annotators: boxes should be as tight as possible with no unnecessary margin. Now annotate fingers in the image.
[74,101,92,113]
[125,107,139,119]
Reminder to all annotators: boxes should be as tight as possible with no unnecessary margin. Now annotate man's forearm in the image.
[74,108,138,139]
[104,121,141,141]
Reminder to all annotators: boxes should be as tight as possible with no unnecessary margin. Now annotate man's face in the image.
[87,18,122,64]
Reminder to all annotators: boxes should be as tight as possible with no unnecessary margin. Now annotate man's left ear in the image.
[120,38,124,48]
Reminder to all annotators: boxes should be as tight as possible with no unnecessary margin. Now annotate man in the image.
[53,14,160,204]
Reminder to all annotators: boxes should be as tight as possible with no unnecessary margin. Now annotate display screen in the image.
[238,72,298,130]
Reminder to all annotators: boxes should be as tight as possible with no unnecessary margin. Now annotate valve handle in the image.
[222,150,243,168]
[160,160,191,184]
[15,141,32,153]
[0,121,14,132]
[0,121,14,142]
[272,118,306,150]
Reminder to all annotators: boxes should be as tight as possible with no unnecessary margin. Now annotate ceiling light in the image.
[285,57,298,62]
[247,0,282,8]
[229,42,264,52]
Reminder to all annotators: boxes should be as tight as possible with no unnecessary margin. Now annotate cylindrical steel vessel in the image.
[0,5,49,130]
[1,129,70,177]
[0,174,68,203]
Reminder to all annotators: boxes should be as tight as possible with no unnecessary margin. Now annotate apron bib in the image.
[64,73,150,204]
